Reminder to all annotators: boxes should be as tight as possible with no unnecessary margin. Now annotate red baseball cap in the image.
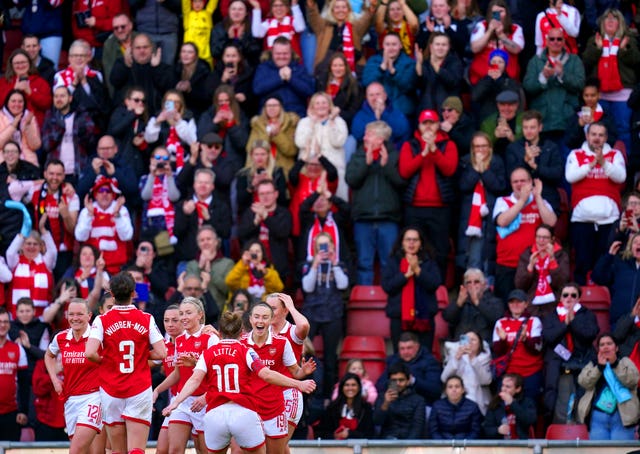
[418,109,439,123]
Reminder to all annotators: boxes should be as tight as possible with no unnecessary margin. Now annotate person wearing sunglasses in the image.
[140,147,181,243]
[102,13,137,98]
[522,27,585,144]
[541,283,599,424]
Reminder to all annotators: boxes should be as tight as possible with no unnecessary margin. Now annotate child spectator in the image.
[182,0,218,68]
[332,359,378,405]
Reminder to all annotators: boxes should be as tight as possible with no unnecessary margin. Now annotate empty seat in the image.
[436,285,449,310]
[311,335,324,360]
[341,335,386,358]
[545,423,589,440]
[346,305,391,338]
[349,285,387,308]
[580,286,611,335]
[432,311,450,362]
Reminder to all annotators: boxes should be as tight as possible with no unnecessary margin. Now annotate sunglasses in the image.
[547,37,564,42]
[154,155,169,161]
[561,292,578,298]
[130,97,145,103]
[97,187,111,194]
[113,25,127,31]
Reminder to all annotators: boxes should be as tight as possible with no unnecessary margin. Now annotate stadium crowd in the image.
[0,0,639,449]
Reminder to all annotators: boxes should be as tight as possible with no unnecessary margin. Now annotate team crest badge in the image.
[269,348,277,356]
[8,352,15,360]
[195,341,202,349]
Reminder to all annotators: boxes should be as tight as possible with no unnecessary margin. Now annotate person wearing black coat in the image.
[197,100,250,162]
[505,110,563,214]
[207,47,256,119]
[429,376,483,439]
[542,283,599,423]
[440,98,475,157]
[174,50,215,119]
[483,373,537,439]
[382,227,442,351]
[315,52,364,128]
[471,67,523,126]
[613,298,640,358]
[209,7,262,68]
[315,373,374,439]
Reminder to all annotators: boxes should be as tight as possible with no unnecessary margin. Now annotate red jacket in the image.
[32,360,65,429]
[0,74,52,127]
[71,0,125,48]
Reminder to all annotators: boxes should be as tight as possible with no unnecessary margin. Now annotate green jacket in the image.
[186,257,234,311]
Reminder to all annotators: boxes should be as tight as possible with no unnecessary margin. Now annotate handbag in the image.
[491,318,529,379]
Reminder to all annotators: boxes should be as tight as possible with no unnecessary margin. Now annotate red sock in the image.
[128,449,145,454]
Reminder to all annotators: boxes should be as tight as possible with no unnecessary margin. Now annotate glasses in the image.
[113,24,128,31]
[154,154,169,161]
[547,37,564,42]
[68,53,88,59]
[628,201,640,206]
[129,97,145,103]
[0,320,9,325]
[97,187,112,194]
[535,235,551,240]
[473,143,490,149]
[562,292,578,299]
[404,237,420,242]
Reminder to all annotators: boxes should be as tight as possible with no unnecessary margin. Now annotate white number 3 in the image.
[119,340,135,373]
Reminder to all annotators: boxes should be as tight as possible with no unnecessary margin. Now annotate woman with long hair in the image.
[209,44,256,117]
[210,0,262,66]
[375,0,419,56]
[0,89,41,167]
[174,42,214,118]
[250,0,305,57]
[316,373,374,439]
[483,373,537,439]
[382,226,442,350]
[316,52,363,127]
[429,375,483,439]
[225,240,284,300]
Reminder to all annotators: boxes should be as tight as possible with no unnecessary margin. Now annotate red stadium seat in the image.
[341,335,386,358]
[436,285,449,310]
[545,424,590,440]
[311,335,324,360]
[580,286,611,336]
[346,305,390,338]
[349,285,387,308]
[432,311,450,362]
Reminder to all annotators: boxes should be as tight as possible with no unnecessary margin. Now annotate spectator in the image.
[592,234,640,328]
[144,90,197,174]
[246,95,299,176]
[316,52,363,128]
[74,175,134,275]
[174,168,232,263]
[238,179,292,281]
[251,0,305,56]
[414,32,463,114]
[173,42,214,118]
[0,89,41,167]
[185,226,234,313]
[167,272,220,325]
[31,358,66,441]
[18,0,65,69]
[208,44,256,118]
[471,49,523,124]
[376,332,443,406]
[106,86,150,179]
[197,84,250,161]
[226,240,284,300]
[346,120,404,285]
[0,141,40,195]
[9,297,50,382]
[41,279,82,332]
[468,0,523,85]
[542,283,599,423]
[382,227,442,350]
[492,167,557,300]
[305,0,374,72]
[110,33,175,113]
[0,49,52,128]
[76,135,138,205]
[210,0,262,67]
[443,268,504,343]
[582,8,640,154]
[505,110,563,213]
[182,0,217,68]
[70,0,123,55]
[439,96,474,155]
[301,232,349,396]
[362,32,417,119]
[483,373,537,439]
[440,332,493,414]
[522,27,585,142]
[41,86,97,183]
[515,224,570,316]
[375,0,419,56]
[129,0,181,65]
[373,362,426,439]
[429,375,483,439]
[577,333,639,440]
[0,308,28,441]
[492,289,544,401]
[416,0,469,59]
[295,92,348,200]
[20,35,55,87]
[480,89,522,159]
[564,77,618,151]
[128,240,173,308]
[53,39,109,131]
[253,37,316,118]
[235,140,288,219]
[315,373,374,439]
[102,13,137,98]
[398,109,459,278]
[62,243,109,302]
[533,0,580,55]
[456,131,506,276]
[608,191,640,247]
[350,81,411,153]
[613,297,640,358]
[331,359,378,405]
[565,122,626,285]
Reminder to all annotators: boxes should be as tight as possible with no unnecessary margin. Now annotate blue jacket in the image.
[253,60,316,118]
[429,397,483,440]
[350,101,410,150]
[592,252,640,327]
[362,52,417,117]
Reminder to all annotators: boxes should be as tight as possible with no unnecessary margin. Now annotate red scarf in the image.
[598,37,624,92]
[268,120,278,158]
[74,267,96,299]
[400,258,431,332]
[556,302,581,352]
[306,213,340,261]
[592,103,604,122]
[58,66,98,87]
[327,78,342,99]
[539,9,577,53]
[342,22,356,73]
[195,199,209,226]
[147,175,175,236]
[265,15,296,49]
[635,315,640,328]
[259,217,273,261]
[465,180,488,237]
[247,262,266,297]
[532,243,559,305]
[166,126,185,172]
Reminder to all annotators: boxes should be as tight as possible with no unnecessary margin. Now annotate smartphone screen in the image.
[492,11,500,21]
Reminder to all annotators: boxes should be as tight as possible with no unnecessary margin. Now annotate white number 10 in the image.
[212,364,240,393]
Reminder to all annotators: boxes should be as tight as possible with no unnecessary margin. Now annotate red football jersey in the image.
[89,305,164,398]
[275,321,304,367]
[163,338,178,397]
[48,327,100,400]
[0,339,27,414]
[175,327,218,395]
[195,339,265,412]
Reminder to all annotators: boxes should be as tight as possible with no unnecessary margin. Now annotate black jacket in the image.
[429,397,483,439]
[174,59,215,118]
[107,105,148,178]
[110,59,175,113]
[315,400,374,439]
[442,289,504,343]
[373,386,426,439]
[483,396,537,439]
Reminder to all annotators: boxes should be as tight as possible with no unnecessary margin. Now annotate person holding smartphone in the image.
[225,239,284,301]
